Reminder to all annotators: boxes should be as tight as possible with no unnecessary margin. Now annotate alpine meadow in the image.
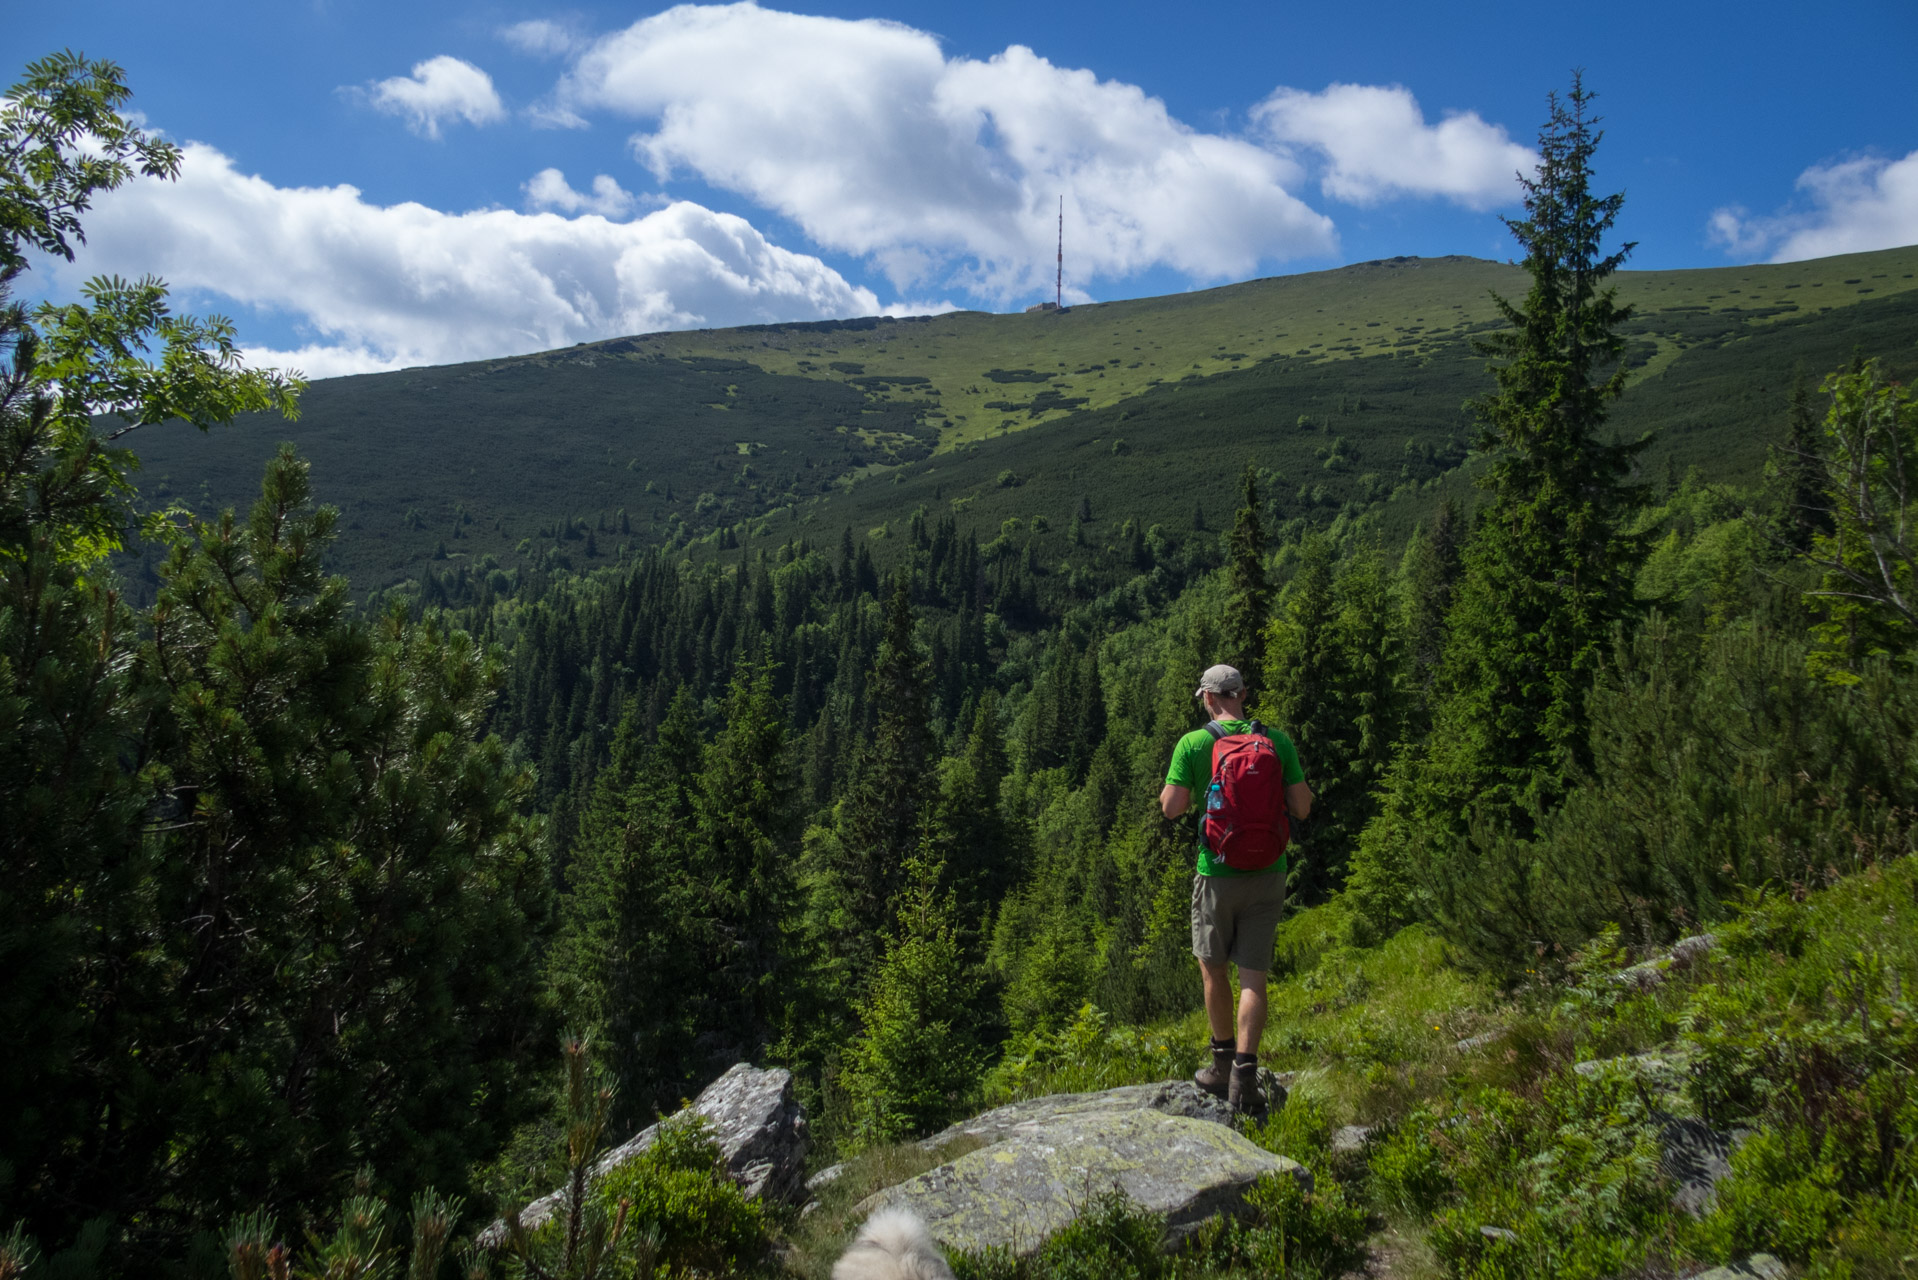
[6,48,1918,1280]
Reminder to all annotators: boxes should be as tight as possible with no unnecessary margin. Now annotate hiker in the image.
[1159,664,1311,1117]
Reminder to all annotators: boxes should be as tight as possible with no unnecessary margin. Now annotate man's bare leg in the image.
[1200,959,1235,1042]
[1236,969,1267,1055]
[1202,961,1270,1054]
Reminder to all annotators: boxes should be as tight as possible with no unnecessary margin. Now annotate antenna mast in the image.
[1056,195,1063,310]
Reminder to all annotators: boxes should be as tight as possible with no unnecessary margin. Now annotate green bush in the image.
[950,1191,1163,1280]
[594,1116,767,1275]
[1245,1090,1335,1170]
[1223,1172,1371,1280]
[950,1174,1366,1280]
[1368,1110,1455,1217]
[981,1005,1198,1104]
[1036,1191,1166,1280]
[1692,1129,1847,1263]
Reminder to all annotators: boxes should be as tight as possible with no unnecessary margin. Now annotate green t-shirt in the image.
[1165,719,1304,877]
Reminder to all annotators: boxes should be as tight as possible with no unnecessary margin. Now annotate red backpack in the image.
[1200,720,1290,871]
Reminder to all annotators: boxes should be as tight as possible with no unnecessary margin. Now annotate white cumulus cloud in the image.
[1253,83,1534,210]
[1709,149,1918,262]
[50,141,883,378]
[360,55,506,139]
[550,2,1337,296]
[524,168,645,218]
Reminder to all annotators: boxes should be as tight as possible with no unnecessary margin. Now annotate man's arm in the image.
[1286,780,1313,822]
[1160,783,1191,819]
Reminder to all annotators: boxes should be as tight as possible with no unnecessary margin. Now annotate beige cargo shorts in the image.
[1191,871,1287,972]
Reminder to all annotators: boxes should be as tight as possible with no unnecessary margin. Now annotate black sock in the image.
[1234,1052,1257,1067]
[1210,1037,1234,1053]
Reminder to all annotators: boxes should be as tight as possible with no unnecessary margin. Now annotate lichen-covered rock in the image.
[479,1063,807,1248]
[857,1109,1307,1256]
[919,1080,1232,1154]
[1568,1048,1745,1215]
[1612,934,1717,991]
[1330,1125,1371,1154]
[1571,1048,1692,1089]
[682,1063,810,1202]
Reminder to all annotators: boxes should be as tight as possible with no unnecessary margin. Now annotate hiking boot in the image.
[1228,1061,1267,1119]
[1194,1046,1233,1100]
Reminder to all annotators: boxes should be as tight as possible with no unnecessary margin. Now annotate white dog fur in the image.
[832,1207,956,1280]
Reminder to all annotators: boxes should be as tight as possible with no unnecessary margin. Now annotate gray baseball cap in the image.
[1194,664,1246,698]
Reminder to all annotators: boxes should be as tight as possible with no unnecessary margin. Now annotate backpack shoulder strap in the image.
[1248,720,1269,738]
[1203,720,1226,740]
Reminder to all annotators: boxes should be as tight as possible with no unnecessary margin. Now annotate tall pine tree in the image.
[1265,540,1402,901]
[839,856,984,1145]
[1427,73,1645,824]
[1223,463,1272,691]
[1398,498,1463,730]
[1763,372,1836,557]
[816,574,935,986]
[1354,76,1648,963]
[688,650,802,1079]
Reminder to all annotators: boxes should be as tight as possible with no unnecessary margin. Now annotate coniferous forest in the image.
[5,56,1918,1280]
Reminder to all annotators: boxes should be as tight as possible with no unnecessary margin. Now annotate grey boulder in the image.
[920,1079,1233,1153]
[479,1063,807,1248]
[856,1106,1308,1257]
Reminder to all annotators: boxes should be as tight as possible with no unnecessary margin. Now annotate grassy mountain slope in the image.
[121,245,1918,591]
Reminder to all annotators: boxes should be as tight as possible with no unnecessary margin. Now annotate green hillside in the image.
[121,244,1918,592]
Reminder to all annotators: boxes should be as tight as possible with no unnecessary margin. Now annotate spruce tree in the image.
[1427,73,1645,827]
[1263,534,1338,743]
[934,689,1019,920]
[1399,498,1463,727]
[824,574,934,984]
[840,857,983,1145]
[689,651,801,1077]
[598,687,708,1122]
[1763,373,1836,557]
[549,695,650,1039]
[1265,540,1401,901]
[1223,463,1272,691]
[1397,74,1649,964]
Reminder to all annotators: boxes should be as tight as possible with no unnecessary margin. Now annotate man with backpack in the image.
[1159,664,1312,1117]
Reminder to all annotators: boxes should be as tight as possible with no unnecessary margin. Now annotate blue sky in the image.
[20,0,1918,376]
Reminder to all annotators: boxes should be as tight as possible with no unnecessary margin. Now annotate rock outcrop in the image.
[920,1079,1233,1152]
[479,1063,807,1248]
[1612,934,1717,991]
[855,1087,1308,1256]
[1571,1047,1745,1215]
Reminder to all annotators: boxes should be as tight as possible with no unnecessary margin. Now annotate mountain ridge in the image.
[119,244,1918,593]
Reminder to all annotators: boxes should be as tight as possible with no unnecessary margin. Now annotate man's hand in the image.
[1160,783,1191,819]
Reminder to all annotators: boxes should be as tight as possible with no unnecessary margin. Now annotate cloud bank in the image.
[552,3,1339,296]
[1253,83,1534,210]
[54,142,881,377]
[48,5,1545,378]
[360,56,505,138]
[1710,149,1918,262]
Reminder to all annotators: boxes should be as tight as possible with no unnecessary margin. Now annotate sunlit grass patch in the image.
[781,1134,990,1279]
